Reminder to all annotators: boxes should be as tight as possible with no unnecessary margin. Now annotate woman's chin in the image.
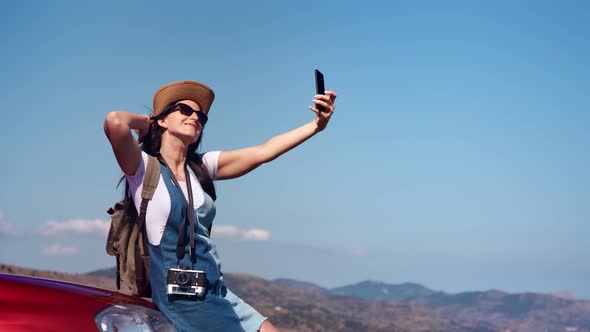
[186,133,201,145]
[168,128,201,146]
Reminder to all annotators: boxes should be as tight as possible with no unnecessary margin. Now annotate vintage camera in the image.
[166,267,206,297]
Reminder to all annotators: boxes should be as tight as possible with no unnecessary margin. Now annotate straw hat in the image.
[152,80,215,117]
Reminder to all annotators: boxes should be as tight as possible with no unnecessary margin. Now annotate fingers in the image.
[324,90,337,102]
[313,94,335,112]
[309,90,337,121]
[314,94,332,103]
[308,104,333,117]
[314,91,337,106]
[313,98,331,110]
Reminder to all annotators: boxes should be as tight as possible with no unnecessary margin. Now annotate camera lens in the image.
[175,271,190,286]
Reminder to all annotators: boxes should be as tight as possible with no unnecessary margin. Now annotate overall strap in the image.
[157,155,196,267]
[138,155,160,254]
[187,161,213,235]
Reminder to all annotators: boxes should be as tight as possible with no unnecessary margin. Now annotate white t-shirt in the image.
[126,151,220,245]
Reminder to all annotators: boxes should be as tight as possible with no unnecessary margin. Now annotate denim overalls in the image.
[148,164,266,332]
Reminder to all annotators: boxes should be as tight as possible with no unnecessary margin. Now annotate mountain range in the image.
[3,263,590,332]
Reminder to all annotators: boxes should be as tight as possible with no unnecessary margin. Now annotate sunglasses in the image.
[168,103,208,125]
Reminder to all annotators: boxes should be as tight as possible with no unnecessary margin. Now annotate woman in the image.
[104,80,336,332]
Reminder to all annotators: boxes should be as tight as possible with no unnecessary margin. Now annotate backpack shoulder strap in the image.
[141,155,160,200]
[137,155,160,253]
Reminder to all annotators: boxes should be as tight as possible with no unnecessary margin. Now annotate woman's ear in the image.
[157,117,168,129]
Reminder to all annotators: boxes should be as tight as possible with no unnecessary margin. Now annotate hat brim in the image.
[152,80,215,117]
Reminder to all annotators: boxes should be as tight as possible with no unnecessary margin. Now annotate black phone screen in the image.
[315,69,326,112]
[315,69,325,94]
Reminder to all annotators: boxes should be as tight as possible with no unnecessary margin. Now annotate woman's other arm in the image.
[216,91,336,180]
[103,111,151,175]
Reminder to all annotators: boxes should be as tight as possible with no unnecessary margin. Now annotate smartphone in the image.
[314,69,327,112]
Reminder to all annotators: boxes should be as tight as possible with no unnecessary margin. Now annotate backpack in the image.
[106,155,216,297]
[106,155,159,297]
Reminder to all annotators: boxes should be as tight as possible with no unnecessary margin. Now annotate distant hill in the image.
[85,266,117,279]
[331,280,437,301]
[0,263,120,293]
[327,280,590,332]
[407,290,590,332]
[272,278,331,296]
[3,263,590,332]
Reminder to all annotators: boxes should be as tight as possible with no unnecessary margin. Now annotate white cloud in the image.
[35,219,110,237]
[243,229,270,241]
[212,225,270,242]
[41,244,80,256]
[0,212,20,236]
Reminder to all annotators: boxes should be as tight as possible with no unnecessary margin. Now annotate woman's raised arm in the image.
[216,91,336,180]
[103,111,151,175]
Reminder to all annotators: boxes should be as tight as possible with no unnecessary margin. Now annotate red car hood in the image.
[0,273,155,332]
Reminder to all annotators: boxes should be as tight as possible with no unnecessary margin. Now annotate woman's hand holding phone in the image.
[309,69,336,131]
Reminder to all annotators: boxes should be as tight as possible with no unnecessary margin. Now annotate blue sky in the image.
[1,1,589,299]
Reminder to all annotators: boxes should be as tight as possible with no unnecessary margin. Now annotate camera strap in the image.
[158,154,196,267]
